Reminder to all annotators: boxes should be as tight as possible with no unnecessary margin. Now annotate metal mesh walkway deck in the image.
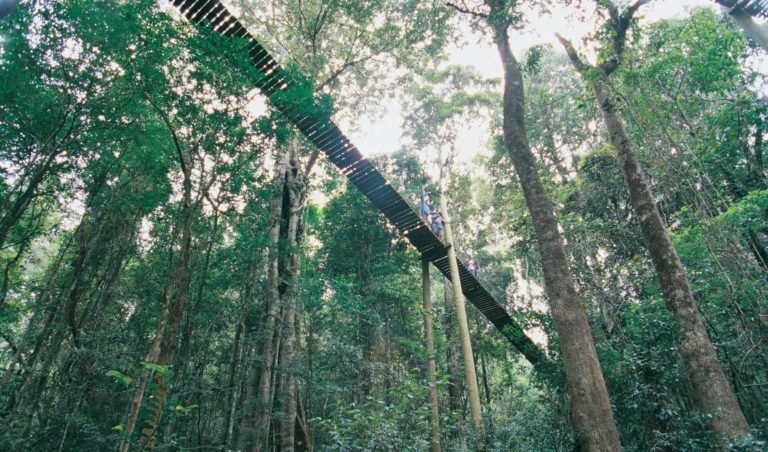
[168,0,545,366]
[716,0,768,18]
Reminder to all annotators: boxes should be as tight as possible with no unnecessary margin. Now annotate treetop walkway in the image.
[168,0,546,367]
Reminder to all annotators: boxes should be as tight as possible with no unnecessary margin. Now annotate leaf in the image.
[141,361,171,374]
[106,370,132,387]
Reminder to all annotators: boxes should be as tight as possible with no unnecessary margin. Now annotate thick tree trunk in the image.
[240,167,286,451]
[162,207,221,445]
[492,24,621,451]
[240,149,308,451]
[438,190,483,436]
[140,185,195,449]
[278,158,306,452]
[120,292,166,452]
[422,258,441,452]
[590,75,750,438]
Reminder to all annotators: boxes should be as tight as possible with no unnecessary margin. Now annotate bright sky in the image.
[342,0,717,162]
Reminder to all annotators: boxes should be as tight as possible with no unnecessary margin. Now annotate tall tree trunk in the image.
[175,206,220,382]
[161,205,221,446]
[422,258,441,452]
[239,166,286,451]
[278,155,307,452]
[492,22,621,451]
[438,189,483,437]
[121,171,195,451]
[222,319,245,447]
[588,73,750,438]
[62,213,108,348]
[241,148,308,451]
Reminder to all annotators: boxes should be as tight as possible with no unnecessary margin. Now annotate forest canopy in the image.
[0,1,766,451]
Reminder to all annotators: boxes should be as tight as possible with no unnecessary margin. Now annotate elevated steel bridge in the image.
[167,0,546,366]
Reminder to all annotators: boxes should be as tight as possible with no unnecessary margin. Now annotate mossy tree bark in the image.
[238,145,308,452]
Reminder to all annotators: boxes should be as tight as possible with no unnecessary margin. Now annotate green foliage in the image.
[106,370,133,387]
[0,1,766,451]
[522,44,547,76]
[141,361,173,374]
[721,189,768,230]
[318,378,432,451]
[405,66,499,152]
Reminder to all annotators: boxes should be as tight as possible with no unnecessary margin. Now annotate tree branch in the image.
[626,0,653,18]
[446,1,489,19]
[139,83,188,178]
[0,330,18,356]
[555,33,588,75]
[317,38,396,92]
[600,0,651,75]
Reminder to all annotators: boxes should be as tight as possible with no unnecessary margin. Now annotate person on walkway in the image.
[465,256,479,278]
[431,209,444,241]
[419,190,432,225]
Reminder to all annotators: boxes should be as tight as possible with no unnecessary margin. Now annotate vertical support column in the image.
[422,257,441,452]
[439,195,484,437]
